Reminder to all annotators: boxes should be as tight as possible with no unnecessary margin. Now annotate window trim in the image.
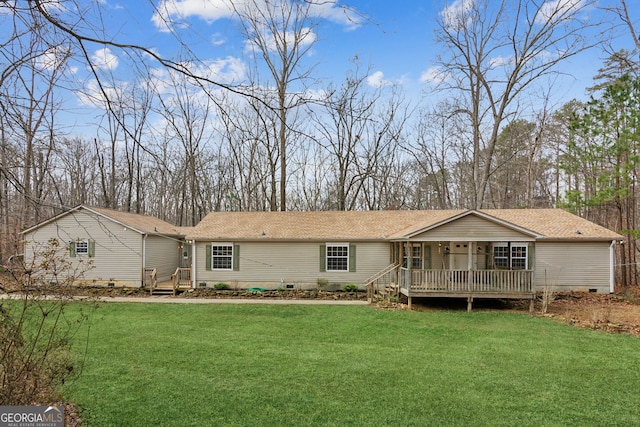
[325,243,349,272]
[75,239,89,255]
[210,243,234,271]
[493,242,528,270]
[510,244,528,270]
[70,239,94,258]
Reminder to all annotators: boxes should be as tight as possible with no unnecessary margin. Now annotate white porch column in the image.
[468,241,473,270]
[191,240,197,289]
[610,240,616,293]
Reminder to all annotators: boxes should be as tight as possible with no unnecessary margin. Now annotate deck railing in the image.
[171,267,192,296]
[400,268,533,294]
[363,263,400,302]
[144,267,157,295]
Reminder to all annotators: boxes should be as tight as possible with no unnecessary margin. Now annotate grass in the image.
[64,303,640,426]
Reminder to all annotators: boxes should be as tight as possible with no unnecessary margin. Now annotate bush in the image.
[316,278,328,288]
[342,283,359,292]
[214,282,230,290]
[0,238,96,405]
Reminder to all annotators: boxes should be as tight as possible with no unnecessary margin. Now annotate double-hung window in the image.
[326,244,349,271]
[493,244,509,269]
[403,244,422,269]
[70,239,94,257]
[211,244,233,270]
[511,244,528,270]
[75,240,89,255]
[493,243,528,270]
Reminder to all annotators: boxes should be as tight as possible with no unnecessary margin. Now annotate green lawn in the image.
[64,303,640,426]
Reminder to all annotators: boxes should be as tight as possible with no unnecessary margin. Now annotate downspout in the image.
[191,240,197,289]
[142,234,147,288]
[610,240,616,294]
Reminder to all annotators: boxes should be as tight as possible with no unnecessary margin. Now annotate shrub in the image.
[214,282,230,290]
[316,278,328,288]
[342,283,359,292]
[0,238,96,405]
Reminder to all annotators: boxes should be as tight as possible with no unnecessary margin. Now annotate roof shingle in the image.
[187,209,621,241]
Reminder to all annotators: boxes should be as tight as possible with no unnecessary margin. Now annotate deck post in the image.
[529,297,535,313]
[408,296,412,310]
[467,295,473,312]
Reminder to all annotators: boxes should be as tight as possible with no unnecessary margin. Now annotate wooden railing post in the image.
[395,268,534,295]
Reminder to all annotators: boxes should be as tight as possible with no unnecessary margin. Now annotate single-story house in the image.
[22,205,189,287]
[21,207,622,305]
[186,209,621,305]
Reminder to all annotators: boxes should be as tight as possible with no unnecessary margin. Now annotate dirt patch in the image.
[540,291,640,335]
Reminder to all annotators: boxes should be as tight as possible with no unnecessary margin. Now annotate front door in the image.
[450,243,469,270]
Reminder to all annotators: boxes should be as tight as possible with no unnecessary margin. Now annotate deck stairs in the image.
[363,263,400,303]
[145,267,192,296]
[150,281,174,295]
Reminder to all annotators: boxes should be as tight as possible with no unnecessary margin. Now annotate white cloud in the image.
[144,56,247,106]
[244,27,317,54]
[489,55,512,68]
[366,71,392,88]
[41,0,67,14]
[306,1,363,30]
[152,0,234,32]
[91,48,119,70]
[34,45,71,71]
[211,33,226,46]
[151,0,362,32]
[76,80,129,109]
[202,56,247,83]
[536,0,585,25]
[420,66,450,84]
[440,0,474,31]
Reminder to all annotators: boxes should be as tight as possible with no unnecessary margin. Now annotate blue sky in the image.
[37,0,640,128]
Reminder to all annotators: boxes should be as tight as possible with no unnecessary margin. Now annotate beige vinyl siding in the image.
[23,210,142,284]
[413,215,534,241]
[534,241,612,293]
[196,241,390,288]
[145,235,181,281]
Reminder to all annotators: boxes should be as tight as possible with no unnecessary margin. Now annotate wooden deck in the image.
[144,267,192,295]
[400,268,535,312]
[366,266,535,311]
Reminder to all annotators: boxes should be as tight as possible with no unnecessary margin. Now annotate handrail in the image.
[399,268,534,294]
[172,267,191,296]
[364,263,400,302]
[363,263,400,287]
[144,267,157,295]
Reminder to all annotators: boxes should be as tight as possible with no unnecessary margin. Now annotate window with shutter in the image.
[209,243,234,270]
[325,243,349,272]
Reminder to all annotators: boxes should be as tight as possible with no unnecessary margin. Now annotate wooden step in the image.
[151,288,173,296]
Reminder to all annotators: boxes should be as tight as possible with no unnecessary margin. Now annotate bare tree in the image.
[602,0,640,52]
[433,0,599,208]
[156,71,214,225]
[404,101,460,209]
[310,63,376,210]
[232,0,321,211]
[0,33,70,228]
[309,61,409,210]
